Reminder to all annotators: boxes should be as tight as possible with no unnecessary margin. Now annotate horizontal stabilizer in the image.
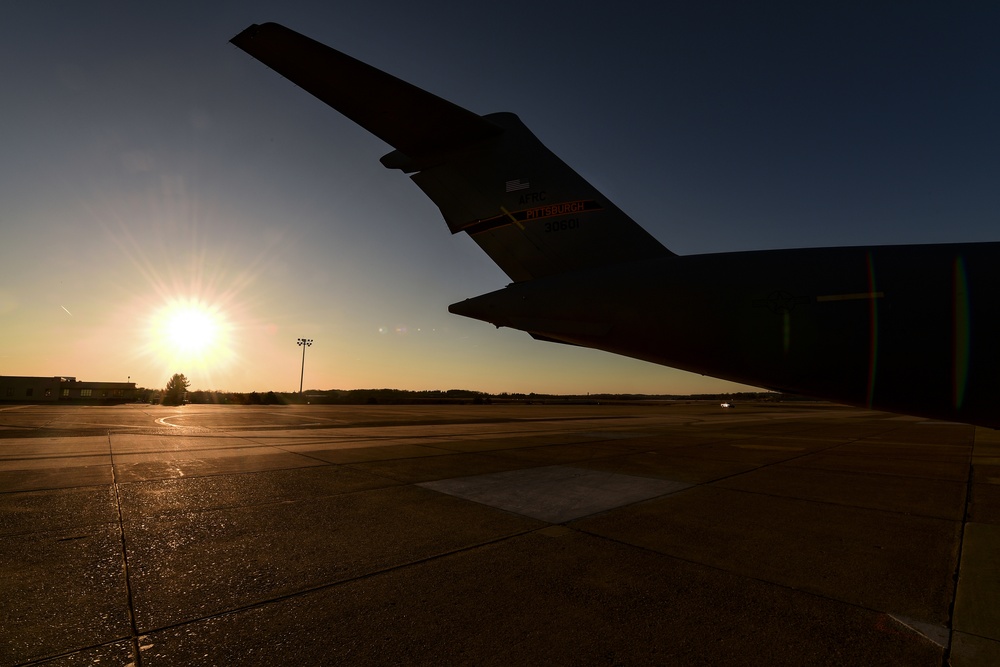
[230,23,501,160]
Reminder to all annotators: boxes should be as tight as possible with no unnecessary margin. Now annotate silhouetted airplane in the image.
[232,23,999,429]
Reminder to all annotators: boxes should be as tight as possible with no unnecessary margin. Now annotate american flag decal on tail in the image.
[505,179,530,192]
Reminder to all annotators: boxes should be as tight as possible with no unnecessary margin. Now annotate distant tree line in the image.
[183,388,492,405]
[133,385,795,406]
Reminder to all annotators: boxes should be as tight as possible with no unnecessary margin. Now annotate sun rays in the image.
[146,296,234,383]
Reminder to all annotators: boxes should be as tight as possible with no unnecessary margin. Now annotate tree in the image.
[162,373,190,406]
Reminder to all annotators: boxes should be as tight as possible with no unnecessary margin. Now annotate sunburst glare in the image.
[147,297,234,380]
[91,175,298,391]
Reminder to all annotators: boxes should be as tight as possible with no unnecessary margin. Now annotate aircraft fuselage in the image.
[451,242,1000,427]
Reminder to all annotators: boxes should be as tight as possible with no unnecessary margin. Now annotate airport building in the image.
[0,376,137,404]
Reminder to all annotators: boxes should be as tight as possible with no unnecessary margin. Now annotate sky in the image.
[1,2,998,394]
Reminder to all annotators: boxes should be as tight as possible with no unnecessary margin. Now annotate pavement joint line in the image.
[114,462,338,485]
[0,518,121,540]
[0,477,114,495]
[685,413,871,431]
[129,526,542,638]
[270,442,460,464]
[236,427,599,446]
[17,637,133,666]
[111,441,320,454]
[779,460,973,484]
[951,628,1000,643]
[252,442,347,467]
[943,440,979,665]
[665,429,875,488]
[262,429,753,461]
[0,452,111,463]
[700,483,963,524]
[108,431,144,667]
[119,475,410,520]
[233,415,643,439]
[704,423,975,523]
[339,461,454,485]
[206,415,639,436]
[572,523,947,637]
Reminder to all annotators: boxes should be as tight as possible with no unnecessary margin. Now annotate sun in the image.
[148,298,232,376]
[165,306,218,354]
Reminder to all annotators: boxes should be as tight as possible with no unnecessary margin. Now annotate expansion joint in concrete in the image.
[108,431,143,667]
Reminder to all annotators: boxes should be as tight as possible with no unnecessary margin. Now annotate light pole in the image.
[297,338,313,394]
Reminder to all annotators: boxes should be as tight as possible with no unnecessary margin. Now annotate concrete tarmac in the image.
[1,402,998,666]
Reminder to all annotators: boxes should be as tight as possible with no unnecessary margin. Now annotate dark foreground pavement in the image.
[1,402,997,666]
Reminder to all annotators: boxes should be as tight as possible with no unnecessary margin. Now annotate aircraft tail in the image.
[232,23,672,282]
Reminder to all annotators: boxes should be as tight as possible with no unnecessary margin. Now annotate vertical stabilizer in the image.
[232,22,672,282]
[388,113,672,282]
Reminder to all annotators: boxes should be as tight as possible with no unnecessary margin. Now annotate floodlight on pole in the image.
[297,338,313,394]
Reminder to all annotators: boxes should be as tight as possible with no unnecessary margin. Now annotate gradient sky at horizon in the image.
[2,2,998,393]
